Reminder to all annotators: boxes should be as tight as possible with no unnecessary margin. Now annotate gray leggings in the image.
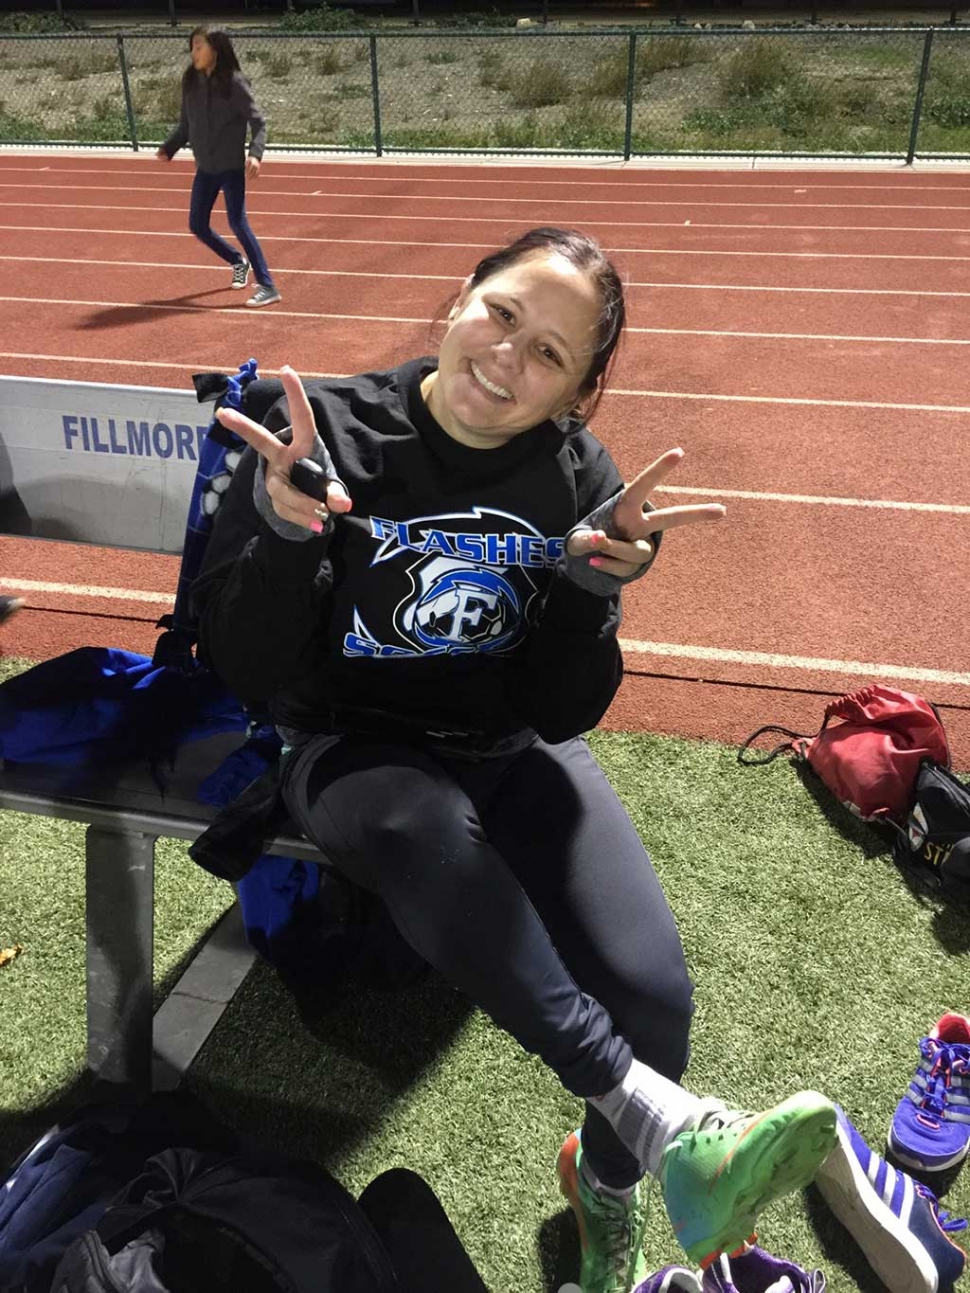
[282,731,694,1189]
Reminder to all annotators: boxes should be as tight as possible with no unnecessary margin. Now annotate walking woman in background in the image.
[157,26,280,308]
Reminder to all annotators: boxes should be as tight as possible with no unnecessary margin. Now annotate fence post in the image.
[951,5,958,23]
[623,32,637,161]
[55,0,64,15]
[907,28,935,164]
[674,0,683,24]
[411,0,420,25]
[168,0,176,28]
[117,35,139,151]
[369,34,383,158]
[810,2,819,22]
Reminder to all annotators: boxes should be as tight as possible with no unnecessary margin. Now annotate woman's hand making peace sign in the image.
[215,366,352,533]
[566,448,726,579]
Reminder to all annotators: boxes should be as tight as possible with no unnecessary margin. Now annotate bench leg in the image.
[85,826,155,1091]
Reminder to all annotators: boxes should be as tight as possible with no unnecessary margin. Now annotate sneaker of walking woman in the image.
[659,1093,837,1269]
[889,1013,970,1173]
[815,1105,967,1293]
[231,257,251,289]
[247,283,281,308]
[559,1130,649,1293]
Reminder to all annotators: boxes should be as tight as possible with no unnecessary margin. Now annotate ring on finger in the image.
[313,505,329,520]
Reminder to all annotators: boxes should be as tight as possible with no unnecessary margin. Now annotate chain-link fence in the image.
[1,25,968,158]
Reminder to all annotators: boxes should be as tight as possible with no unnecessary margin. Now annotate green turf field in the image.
[1,654,967,1291]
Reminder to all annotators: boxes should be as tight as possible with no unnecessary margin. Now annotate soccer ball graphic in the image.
[200,449,242,518]
[411,567,520,652]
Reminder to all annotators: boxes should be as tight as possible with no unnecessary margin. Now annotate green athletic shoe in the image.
[558,1129,650,1293]
[659,1092,838,1269]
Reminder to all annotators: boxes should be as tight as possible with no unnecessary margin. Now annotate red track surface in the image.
[2,154,969,766]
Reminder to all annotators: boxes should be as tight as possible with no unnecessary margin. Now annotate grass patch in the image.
[720,38,790,101]
[3,667,967,1292]
[335,81,370,100]
[316,47,345,76]
[428,49,459,66]
[508,56,571,109]
[262,50,293,80]
[137,75,182,125]
[60,49,118,82]
[0,103,45,141]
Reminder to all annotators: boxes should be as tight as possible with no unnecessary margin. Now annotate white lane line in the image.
[2,200,969,234]
[7,255,970,297]
[5,352,970,413]
[3,578,172,604]
[7,580,967,685]
[3,164,970,193]
[5,223,970,262]
[5,181,970,213]
[608,387,970,412]
[655,485,970,514]
[0,352,346,379]
[618,639,970,687]
[8,296,970,346]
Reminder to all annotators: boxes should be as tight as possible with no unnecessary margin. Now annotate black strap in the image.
[737,724,812,766]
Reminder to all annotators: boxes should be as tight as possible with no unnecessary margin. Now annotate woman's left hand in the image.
[246,156,261,180]
[566,448,726,578]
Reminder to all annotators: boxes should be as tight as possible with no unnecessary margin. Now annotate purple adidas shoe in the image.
[889,1013,970,1173]
[816,1105,967,1293]
[702,1246,825,1293]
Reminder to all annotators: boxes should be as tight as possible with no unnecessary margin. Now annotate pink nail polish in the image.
[589,556,604,568]
[310,520,323,534]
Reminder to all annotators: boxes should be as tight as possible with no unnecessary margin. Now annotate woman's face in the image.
[427,252,602,449]
[191,34,217,74]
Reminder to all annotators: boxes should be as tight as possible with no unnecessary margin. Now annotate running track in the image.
[2,153,969,767]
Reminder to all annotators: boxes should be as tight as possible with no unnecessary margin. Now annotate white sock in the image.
[589,1058,710,1176]
[579,1150,638,1201]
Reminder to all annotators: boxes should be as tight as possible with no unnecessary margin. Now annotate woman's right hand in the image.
[215,365,352,534]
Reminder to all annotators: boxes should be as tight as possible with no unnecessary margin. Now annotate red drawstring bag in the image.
[739,685,950,823]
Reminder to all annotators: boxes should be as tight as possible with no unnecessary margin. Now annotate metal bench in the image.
[0,730,326,1093]
[0,371,334,1093]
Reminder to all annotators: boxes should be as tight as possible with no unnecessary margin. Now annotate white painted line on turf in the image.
[6,181,970,214]
[654,485,970,515]
[2,200,969,235]
[7,296,970,347]
[3,578,172,604]
[10,255,970,298]
[5,223,970,262]
[6,352,970,415]
[617,639,970,687]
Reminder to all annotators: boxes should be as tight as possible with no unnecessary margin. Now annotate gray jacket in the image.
[162,68,266,174]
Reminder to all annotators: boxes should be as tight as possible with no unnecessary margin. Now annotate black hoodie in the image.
[192,359,626,749]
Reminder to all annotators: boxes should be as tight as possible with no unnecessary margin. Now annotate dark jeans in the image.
[282,733,694,1189]
[188,167,275,289]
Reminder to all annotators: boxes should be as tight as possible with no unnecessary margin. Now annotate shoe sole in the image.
[557,1133,591,1257]
[671,1093,837,1267]
[817,1119,939,1293]
[887,1129,970,1174]
[246,295,281,307]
